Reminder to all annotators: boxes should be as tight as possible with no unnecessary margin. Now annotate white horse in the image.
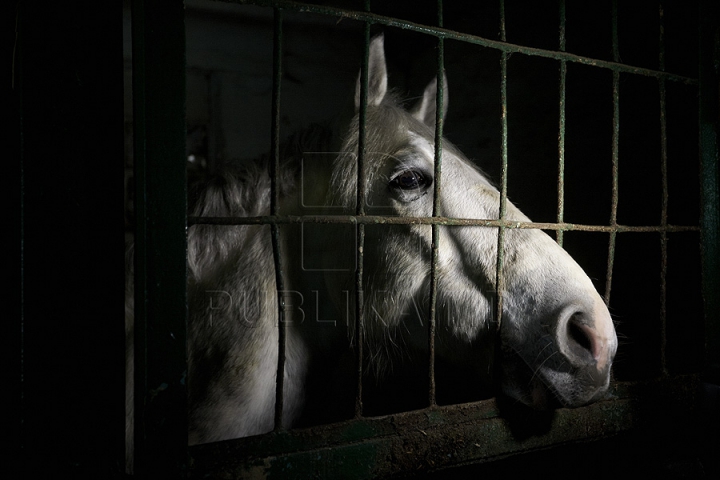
[126,34,617,467]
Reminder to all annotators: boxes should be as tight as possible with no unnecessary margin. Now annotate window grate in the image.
[130,0,719,476]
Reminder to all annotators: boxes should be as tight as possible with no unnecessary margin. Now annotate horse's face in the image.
[329,35,617,409]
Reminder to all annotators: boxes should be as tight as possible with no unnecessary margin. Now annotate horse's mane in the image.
[189,121,337,214]
[187,122,335,280]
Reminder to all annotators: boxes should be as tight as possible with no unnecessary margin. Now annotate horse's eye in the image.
[390,170,428,190]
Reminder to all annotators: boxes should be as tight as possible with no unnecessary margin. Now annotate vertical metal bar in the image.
[557,0,567,246]
[432,5,445,207]
[496,0,509,329]
[132,0,187,476]
[428,0,445,407]
[605,0,620,305]
[699,0,720,378]
[658,0,669,376]
[357,25,369,219]
[354,0,371,418]
[355,222,366,418]
[271,8,287,431]
[499,0,507,45]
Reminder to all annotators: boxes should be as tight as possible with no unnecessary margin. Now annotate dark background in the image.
[13,0,717,477]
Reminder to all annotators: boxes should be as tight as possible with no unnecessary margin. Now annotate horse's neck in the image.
[277,148,356,353]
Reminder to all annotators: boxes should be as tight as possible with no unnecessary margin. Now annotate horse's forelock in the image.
[329,96,494,211]
[330,101,422,208]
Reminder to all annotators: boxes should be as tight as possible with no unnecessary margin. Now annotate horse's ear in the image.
[355,34,388,110]
[411,72,449,128]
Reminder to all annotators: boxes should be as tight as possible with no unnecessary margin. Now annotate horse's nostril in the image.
[566,317,595,363]
[568,319,591,351]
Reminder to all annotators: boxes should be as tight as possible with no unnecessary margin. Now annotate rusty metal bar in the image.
[556,0,567,246]
[427,0,445,409]
[658,1,669,377]
[226,0,697,85]
[605,0,620,305]
[190,376,700,478]
[270,7,287,432]
[354,2,372,418]
[356,27,369,219]
[495,0,508,330]
[189,215,699,233]
[355,221,366,418]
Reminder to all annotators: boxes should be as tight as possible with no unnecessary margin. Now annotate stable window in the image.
[128,0,719,477]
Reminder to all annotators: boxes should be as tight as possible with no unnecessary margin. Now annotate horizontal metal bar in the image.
[189,215,699,233]
[190,375,700,478]
[223,0,698,85]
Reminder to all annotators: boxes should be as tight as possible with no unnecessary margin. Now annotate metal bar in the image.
[355,221,366,417]
[499,0,506,43]
[699,0,720,377]
[557,0,567,246]
[132,0,187,475]
[224,0,698,85]
[190,376,699,478]
[433,24,445,169]
[495,0,508,330]
[605,0,620,305]
[354,3,371,418]
[356,23,369,219]
[428,0,445,408]
[658,1,669,377]
[189,215,699,232]
[270,7,287,431]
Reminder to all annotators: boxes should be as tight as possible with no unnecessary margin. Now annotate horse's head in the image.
[327,35,617,410]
